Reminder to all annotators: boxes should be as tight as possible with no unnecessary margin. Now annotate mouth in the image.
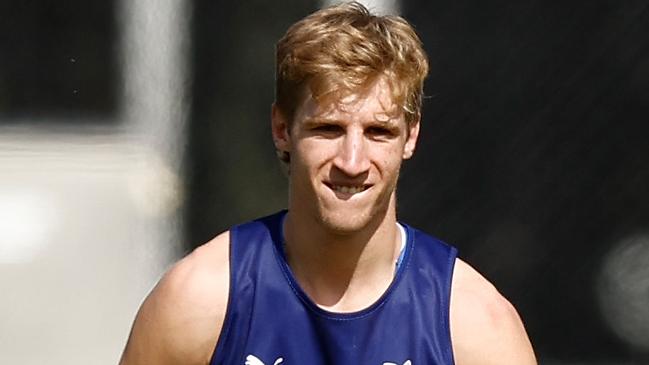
[325,182,371,195]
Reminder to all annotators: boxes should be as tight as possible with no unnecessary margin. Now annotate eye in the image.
[366,126,398,139]
[315,125,340,132]
[310,124,343,136]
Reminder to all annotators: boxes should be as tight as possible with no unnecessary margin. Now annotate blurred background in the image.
[1,0,648,364]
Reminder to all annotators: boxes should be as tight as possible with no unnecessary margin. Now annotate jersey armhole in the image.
[444,250,458,365]
[209,229,236,365]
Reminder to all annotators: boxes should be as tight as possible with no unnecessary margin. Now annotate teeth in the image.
[332,185,365,194]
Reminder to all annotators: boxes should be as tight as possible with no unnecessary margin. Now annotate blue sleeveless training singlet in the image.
[211,211,457,365]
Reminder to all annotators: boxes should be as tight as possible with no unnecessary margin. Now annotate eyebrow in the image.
[303,116,401,127]
[303,117,335,125]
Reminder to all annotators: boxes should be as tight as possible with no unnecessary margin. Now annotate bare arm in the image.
[119,232,230,365]
[450,259,537,365]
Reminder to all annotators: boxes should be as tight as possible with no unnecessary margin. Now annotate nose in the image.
[332,129,370,176]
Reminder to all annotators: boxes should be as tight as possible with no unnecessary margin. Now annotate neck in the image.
[283,196,402,312]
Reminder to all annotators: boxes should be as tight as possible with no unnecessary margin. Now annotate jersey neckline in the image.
[269,209,414,321]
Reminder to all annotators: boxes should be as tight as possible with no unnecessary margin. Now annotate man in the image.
[120,2,536,364]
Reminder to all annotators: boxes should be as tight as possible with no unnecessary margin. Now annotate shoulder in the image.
[119,231,231,365]
[449,258,537,365]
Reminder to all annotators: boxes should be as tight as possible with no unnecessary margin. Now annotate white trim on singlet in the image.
[396,222,407,270]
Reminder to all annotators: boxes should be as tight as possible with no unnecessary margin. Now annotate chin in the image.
[320,213,368,234]
[316,204,385,235]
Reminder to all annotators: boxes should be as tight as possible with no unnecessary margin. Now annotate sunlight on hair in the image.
[276,0,427,127]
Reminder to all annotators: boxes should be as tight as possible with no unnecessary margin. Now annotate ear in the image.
[402,117,420,160]
[271,103,291,153]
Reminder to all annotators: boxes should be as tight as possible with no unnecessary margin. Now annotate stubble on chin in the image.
[319,210,371,235]
[316,193,394,237]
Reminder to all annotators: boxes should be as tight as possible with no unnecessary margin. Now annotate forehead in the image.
[297,77,402,124]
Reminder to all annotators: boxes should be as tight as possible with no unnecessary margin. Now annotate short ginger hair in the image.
[275,1,429,126]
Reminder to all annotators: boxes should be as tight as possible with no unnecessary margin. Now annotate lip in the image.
[323,181,372,199]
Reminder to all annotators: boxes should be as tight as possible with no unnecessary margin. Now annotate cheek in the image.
[290,142,331,184]
[296,139,334,164]
[375,144,404,171]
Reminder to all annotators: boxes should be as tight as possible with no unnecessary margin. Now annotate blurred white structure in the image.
[597,234,649,354]
[0,0,190,363]
[321,0,400,15]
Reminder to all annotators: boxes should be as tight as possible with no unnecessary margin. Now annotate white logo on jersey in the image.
[245,354,284,365]
[245,354,410,365]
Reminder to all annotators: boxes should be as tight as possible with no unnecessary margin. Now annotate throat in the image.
[294,258,396,313]
[281,214,407,313]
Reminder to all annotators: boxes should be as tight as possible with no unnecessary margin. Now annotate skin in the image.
[119,76,537,365]
[272,78,419,311]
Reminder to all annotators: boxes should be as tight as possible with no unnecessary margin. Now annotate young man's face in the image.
[272,76,420,234]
